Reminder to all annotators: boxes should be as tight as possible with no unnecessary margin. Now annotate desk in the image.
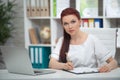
[0,68,120,80]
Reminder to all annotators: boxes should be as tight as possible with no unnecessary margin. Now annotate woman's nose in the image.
[68,23,73,28]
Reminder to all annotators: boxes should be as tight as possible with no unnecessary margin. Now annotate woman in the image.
[49,8,118,72]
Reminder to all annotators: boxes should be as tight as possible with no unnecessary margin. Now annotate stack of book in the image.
[81,19,103,28]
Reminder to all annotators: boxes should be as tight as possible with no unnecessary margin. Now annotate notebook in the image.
[64,67,99,74]
[0,46,56,75]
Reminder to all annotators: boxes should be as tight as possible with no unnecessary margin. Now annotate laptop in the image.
[0,46,56,75]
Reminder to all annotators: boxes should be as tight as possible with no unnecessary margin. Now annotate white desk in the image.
[0,68,120,80]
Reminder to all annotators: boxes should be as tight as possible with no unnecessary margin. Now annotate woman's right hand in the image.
[49,57,74,70]
[64,61,74,70]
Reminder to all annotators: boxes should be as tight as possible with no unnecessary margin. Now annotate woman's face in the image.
[62,15,81,36]
[62,14,81,36]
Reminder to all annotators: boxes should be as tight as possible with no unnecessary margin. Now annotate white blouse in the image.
[50,34,112,68]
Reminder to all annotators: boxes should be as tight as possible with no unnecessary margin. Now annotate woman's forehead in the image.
[62,15,78,21]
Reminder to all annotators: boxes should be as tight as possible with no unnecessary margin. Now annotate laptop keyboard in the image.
[34,70,43,73]
[34,70,56,75]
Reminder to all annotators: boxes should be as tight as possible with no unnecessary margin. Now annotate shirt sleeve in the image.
[92,35,112,63]
[50,37,63,60]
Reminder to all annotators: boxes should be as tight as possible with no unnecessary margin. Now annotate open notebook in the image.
[64,67,99,74]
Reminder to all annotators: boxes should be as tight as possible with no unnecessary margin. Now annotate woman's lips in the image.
[69,30,74,33]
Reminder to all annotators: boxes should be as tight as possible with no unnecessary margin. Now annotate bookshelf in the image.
[24,0,120,68]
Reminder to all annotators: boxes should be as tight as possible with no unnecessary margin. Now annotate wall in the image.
[0,0,24,69]
[5,0,25,47]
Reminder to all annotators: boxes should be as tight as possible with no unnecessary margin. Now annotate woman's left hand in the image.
[98,64,111,73]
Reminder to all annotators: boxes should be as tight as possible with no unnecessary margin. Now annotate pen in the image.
[65,52,73,69]
[65,52,72,62]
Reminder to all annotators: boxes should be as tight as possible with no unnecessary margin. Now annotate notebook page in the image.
[68,67,99,74]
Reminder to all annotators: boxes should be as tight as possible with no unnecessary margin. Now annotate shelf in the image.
[105,17,120,19]
[81,16,104,19]
[28,17,51,19]
[29,44,52,47]
[24,0,120,50]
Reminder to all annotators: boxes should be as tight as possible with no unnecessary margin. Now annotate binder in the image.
[44,0,50,16]
[29,46,51,68]
[26,0,31,17]
[82,19,89,28]
[94,19,103,28]
[39,48,42,64]
[31,0,36,16]
[36,0,41,16]
[40,0,45,16]
[30,47,34,63]
[53,0,56,17]
[35,48,39,63]
[88,19,94,28]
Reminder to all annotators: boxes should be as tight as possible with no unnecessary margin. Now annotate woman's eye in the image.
[63,23,68,26]
[71,20,76,24]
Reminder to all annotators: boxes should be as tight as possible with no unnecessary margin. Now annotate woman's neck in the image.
[70,31,88,45]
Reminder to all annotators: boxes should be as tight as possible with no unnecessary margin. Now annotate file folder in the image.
[29,46,51,68]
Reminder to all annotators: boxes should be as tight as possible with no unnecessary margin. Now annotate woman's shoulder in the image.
[58,36,63,41]
[55,36,63,44]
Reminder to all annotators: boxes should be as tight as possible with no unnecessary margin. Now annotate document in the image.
[66,67,99,74]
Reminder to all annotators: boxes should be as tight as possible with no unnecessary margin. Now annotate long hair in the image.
[59,8,81,63]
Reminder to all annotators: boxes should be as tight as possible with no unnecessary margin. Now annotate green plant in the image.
[0,0,16,45]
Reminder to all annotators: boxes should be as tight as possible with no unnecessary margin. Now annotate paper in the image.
[68,67,99,74]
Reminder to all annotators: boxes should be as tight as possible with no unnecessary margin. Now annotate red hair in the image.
[59,8,81,63]
[61,8,80,24]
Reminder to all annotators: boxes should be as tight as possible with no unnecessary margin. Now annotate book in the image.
[80,0,98,17]
[29,28,39,44]
[65,67,99,74]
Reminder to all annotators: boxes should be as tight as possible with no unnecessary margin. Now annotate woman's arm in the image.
[99,57,118,72]
[49,57,73,70]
